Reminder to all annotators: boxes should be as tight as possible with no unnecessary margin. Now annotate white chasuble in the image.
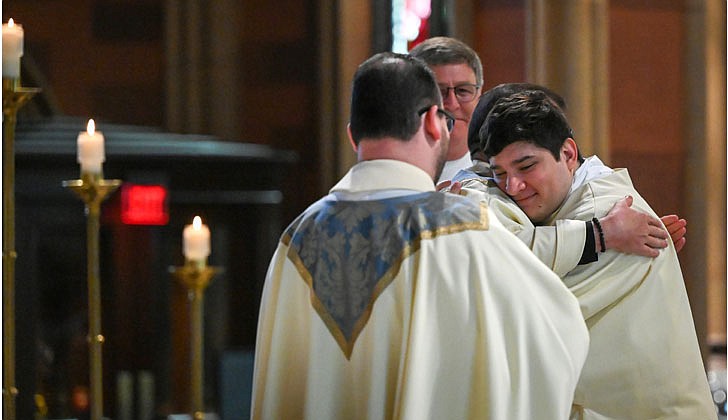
[455,163,715,419]
[552,169,714,419]
[251,161,588,420]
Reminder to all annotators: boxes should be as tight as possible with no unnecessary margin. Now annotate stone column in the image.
[318,0,372,185]
[165,0,205,134]
[165,0,242,138]
[684,0,726,359]
[525,0,609,160]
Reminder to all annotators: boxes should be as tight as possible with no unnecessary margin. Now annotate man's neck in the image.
[446,138,469,161]
[357,136,439,181]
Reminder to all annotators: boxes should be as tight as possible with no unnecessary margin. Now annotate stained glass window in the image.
[391,0,431,52]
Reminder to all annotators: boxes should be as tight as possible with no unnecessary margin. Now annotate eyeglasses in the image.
[439,83,481,103]
[418,106,455,132]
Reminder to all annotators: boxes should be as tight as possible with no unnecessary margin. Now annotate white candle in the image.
[77,119,106,174]
[2,18,24,79]
[183,216,211,260]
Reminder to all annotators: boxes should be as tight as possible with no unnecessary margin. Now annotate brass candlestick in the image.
[63,171,122,420]
[3,77,39,420]
[170,259,218,420]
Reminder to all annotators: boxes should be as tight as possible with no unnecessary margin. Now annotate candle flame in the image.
[86,119,96,136]
[8,19,14,27]
[193,216,202,229]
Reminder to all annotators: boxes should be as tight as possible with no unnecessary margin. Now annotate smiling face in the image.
[489,139,579,224]
[430,63,481,160]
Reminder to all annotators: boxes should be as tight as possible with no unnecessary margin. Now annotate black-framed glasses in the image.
[439,83,481,103]
[418,106,455,132]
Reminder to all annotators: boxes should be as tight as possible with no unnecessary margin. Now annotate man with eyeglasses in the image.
[251,51,589,420]
[410,36,482,184]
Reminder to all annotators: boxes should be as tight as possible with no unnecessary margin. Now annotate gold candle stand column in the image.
[63,172,122,420]
[2,77,39,420]
[170,259,218,420]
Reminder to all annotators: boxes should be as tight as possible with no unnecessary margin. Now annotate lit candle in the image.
[2,18,24,79]
[77,119,106,174]
[183,216,211,261]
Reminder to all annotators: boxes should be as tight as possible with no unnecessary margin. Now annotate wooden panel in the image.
[4,0,165,123]
[92,2,163,42]
[91,83,164,126]
[609,3,685,155]
[241,0,311,41]
[240,41,316,84]
[472,0,527,88]
[610,151,684,215]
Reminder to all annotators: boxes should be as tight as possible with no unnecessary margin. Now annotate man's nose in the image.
[505,175,525,195]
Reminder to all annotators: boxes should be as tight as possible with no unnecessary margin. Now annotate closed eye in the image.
[491,172,506,187]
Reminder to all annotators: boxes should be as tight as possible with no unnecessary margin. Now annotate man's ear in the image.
[562,138,579,170]
[347,124,358,152]
[422,106,443,142]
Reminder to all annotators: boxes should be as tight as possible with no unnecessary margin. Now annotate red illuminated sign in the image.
[120,184,169,225]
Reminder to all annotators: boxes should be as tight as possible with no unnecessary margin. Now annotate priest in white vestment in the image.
[409,37,481,185]
[476,89,715,419]
[251,52,589,420]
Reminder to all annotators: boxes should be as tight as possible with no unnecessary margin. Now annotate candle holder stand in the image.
[170,259,219,420]
[3,77,39,420]
[63,172,122,420]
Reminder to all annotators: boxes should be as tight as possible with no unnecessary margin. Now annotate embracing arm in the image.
[596,196,687,254]
[450,181,677,276]
[594,196,670,257]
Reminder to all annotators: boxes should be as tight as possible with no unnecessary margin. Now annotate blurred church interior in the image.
[2,1,726,419]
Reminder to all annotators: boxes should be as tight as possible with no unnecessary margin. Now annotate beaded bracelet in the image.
[592,217,606,253]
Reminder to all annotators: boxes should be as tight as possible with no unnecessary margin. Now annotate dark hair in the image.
[409,37,484,86]
[467,83,567,156]
[480,90,576,161]
[349,52,441,144]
